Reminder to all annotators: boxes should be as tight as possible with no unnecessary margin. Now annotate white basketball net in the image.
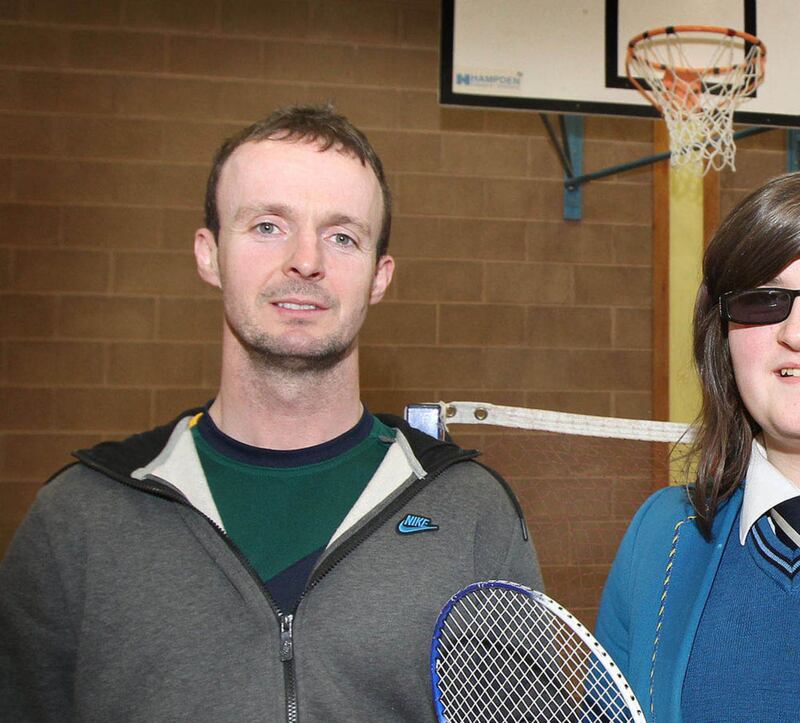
[626,27,766,175]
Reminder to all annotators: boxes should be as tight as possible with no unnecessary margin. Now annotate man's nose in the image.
[284,230,324,280]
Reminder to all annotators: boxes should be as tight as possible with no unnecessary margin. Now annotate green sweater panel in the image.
[190,416,395,584]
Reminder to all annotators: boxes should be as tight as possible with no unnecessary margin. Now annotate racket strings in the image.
[434,587,640,722]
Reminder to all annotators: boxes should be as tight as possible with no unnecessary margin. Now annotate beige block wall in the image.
[2,0,786,625]
[721,131,791,215]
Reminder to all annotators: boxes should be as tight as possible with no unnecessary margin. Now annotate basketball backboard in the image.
[441,0,799,127]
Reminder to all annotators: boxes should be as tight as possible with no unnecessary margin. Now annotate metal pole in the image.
[564,126,773,189]
[540,113,574,178]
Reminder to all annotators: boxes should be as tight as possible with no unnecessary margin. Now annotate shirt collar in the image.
[739,438,800,544]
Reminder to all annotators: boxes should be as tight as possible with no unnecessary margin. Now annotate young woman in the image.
[595,173,800,721]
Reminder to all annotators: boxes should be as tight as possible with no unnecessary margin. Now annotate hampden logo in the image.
[455,69,523,92]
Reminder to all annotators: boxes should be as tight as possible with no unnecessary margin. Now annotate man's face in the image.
[194,139,393,371]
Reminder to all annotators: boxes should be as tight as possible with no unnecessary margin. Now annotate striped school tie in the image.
[773,496,800,549]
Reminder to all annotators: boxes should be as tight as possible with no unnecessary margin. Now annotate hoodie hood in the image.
[70,409,474,485]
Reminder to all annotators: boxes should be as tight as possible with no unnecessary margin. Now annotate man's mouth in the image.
[276,302,320,310]
[780,369,800,377]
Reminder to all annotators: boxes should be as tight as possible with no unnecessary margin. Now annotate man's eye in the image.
[332,233,355,247]
[255,222,277,234]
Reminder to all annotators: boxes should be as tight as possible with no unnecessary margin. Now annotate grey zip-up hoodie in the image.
[0,410,543,722]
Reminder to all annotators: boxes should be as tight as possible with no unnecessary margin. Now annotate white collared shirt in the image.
[739,438,800,544]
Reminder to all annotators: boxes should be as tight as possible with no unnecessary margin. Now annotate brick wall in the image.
[0,0,664,625]
[721,130,790,215]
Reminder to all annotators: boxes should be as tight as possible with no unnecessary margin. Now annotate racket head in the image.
[430,580,645,723]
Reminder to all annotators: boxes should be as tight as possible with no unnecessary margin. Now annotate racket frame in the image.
[430,580,646,723]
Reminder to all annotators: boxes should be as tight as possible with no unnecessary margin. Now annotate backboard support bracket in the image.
[543,119,779,220]
[540,114,585,220]
[554,126,774,198]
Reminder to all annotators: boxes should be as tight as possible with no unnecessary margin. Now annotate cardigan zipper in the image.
[74,446,479,722]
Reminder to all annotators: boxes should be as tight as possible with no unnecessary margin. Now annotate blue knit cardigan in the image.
[595,484,743,722]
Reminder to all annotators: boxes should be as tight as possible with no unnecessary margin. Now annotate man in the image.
[0,105,543,721]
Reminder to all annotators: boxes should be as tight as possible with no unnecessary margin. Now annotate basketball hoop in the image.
[626,25,766,175]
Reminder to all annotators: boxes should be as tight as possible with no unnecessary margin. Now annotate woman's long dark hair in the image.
[690,173,800,536]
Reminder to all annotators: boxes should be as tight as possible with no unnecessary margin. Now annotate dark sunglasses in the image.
[720,288,800,326]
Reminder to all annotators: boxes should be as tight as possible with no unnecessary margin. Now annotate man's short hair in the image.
[204,104,392,258]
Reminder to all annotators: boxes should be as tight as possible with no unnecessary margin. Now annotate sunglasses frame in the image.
[720,287,800,326]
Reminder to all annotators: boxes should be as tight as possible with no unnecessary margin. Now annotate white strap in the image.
[440,401,695,443]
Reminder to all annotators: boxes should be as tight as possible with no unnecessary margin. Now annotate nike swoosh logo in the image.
[397,520,439,534]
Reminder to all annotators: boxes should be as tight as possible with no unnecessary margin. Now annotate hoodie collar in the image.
[73,409,474,540]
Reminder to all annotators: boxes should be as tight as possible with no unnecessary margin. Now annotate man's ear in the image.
[194,228,221,289]
[369,254,395,305]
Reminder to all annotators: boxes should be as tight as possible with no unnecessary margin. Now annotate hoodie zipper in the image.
[75,447,478,722]
[271,448,478,722]
[280,613,298,723]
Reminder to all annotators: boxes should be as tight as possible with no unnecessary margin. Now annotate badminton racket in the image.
[431,580,645,722]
